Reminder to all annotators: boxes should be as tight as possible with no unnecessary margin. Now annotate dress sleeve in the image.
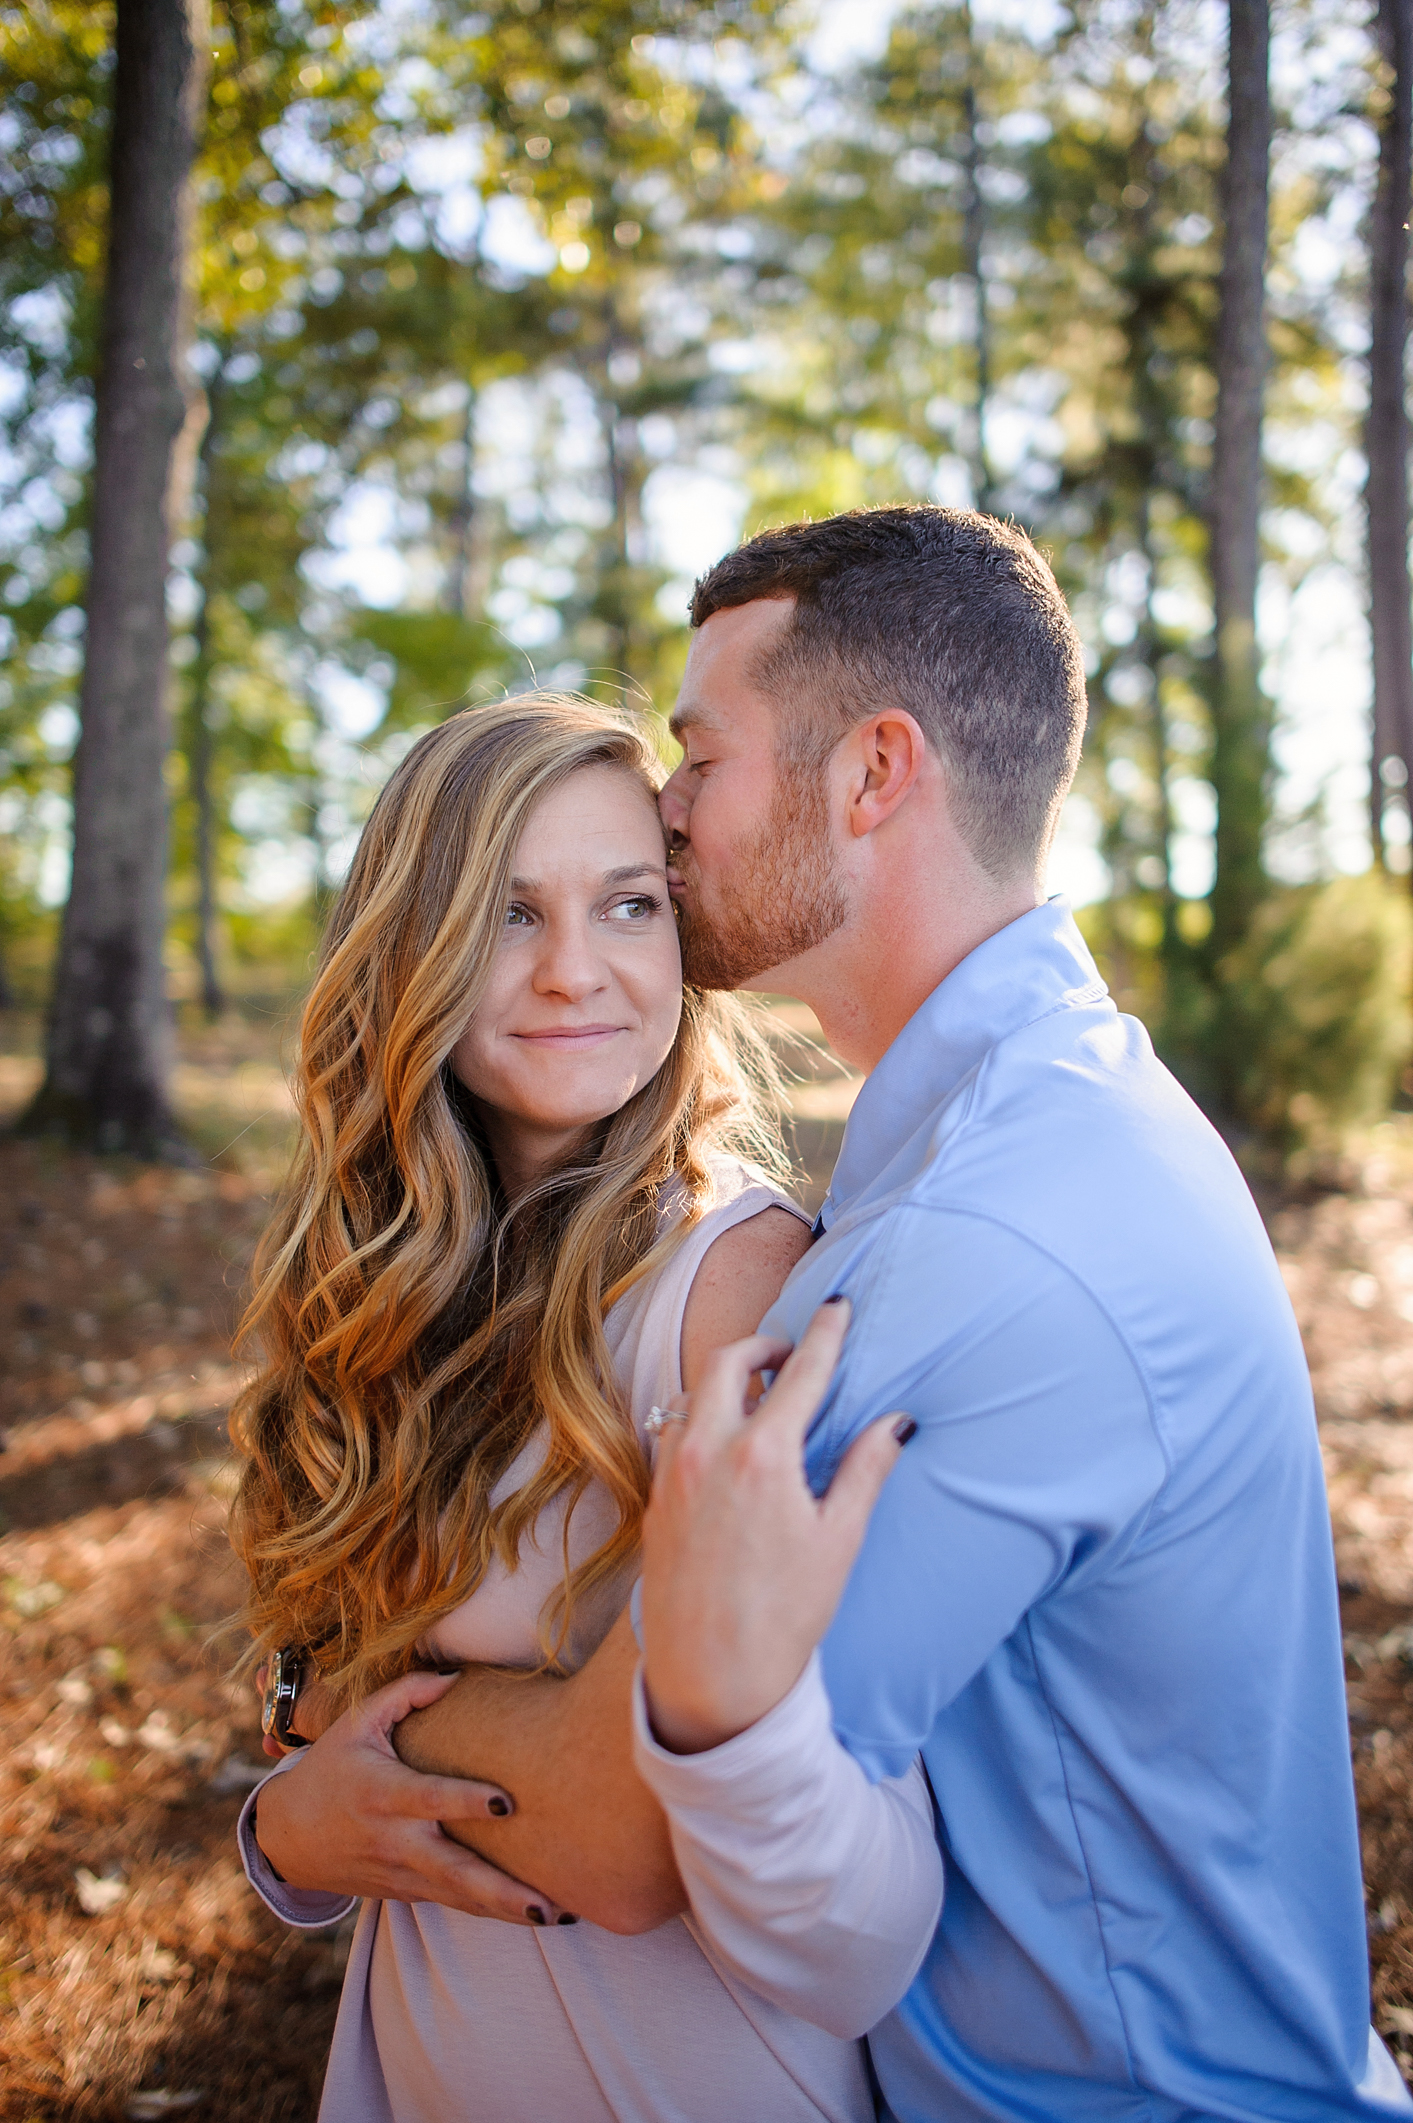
[236,1753,357,1931]
[631,1652,942,2038]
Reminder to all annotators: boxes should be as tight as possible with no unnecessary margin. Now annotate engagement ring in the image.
[645,1405,689,1437]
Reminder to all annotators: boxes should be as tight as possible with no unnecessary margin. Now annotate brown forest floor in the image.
[2,1002,1413,2114]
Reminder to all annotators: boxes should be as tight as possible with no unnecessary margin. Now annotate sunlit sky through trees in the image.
[0,0,1387,933]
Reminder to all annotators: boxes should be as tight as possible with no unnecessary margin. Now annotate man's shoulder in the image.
[918,1001,1264,1262]
[801,1001,1302,1420]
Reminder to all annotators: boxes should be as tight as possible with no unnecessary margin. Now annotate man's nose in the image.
[659,766,691,843]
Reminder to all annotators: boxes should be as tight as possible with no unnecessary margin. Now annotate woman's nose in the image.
[532,921,609,1001]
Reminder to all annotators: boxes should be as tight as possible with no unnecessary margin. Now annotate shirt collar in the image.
[818,897,1108,1227]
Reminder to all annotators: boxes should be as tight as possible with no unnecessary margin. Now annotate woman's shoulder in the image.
[677,1168,814,1392]
[604,1157,812,1404]
[673,1151,809,1234]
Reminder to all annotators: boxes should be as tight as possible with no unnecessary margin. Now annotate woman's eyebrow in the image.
[508,861,665,893]
[603,862,666,885]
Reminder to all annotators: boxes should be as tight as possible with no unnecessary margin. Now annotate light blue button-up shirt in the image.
[762,899,1410,2122]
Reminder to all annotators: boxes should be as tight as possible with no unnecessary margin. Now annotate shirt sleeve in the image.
[811,1205,1168,1780]
[236,1752,357,1931]
[631,1651,943,2038]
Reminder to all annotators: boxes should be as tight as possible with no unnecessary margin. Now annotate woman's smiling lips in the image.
[511,1024,627,1047]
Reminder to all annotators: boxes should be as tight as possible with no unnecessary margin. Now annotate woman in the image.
[229,695,939,2122]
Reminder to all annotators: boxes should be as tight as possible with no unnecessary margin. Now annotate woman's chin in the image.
[513,1082,646,1138]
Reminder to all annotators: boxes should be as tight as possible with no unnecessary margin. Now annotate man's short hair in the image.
[689,506,1087,880]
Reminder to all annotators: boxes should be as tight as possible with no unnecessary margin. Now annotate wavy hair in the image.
[228,693,785,1697]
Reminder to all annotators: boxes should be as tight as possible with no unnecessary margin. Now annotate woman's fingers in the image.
[677,1332,793,1450]
[397,1766,518,1824]
[752,1300,851,1452]
[821,1409,913,1549]
[419,1840,570,1927]
[358,1665,461,1739]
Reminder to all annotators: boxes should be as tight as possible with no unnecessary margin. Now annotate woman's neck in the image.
[475,1103,594,1206]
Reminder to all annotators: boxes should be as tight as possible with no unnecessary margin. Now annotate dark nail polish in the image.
[526,1905,546,1925]
[487,1796,510,1817]
[557,1913,579,1926]
[824,1292,846,1305]
[893,1417,917,1445]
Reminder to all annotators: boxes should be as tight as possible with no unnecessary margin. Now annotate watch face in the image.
[261,1648,285,1737]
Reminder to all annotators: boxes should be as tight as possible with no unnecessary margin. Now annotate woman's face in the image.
[450,764,683,1183]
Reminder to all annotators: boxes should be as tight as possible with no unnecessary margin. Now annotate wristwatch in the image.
[261,1644,310,1749]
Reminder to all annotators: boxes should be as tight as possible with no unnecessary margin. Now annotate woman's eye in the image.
[504,903,533,927]
[606,894,660,921]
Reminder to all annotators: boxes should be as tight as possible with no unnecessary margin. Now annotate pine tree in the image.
[22,0,209,1155]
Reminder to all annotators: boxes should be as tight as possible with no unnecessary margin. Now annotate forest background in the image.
[11,1,1413,2116]
[2,0,1411,1163]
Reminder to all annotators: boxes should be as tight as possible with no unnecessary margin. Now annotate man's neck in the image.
[765,879,1042,1075]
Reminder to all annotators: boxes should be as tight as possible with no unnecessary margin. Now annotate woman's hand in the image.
[641,1299,912,1755]
[252,1668,573,1925]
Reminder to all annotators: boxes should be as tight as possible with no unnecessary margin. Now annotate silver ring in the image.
[645,1404,689,1437]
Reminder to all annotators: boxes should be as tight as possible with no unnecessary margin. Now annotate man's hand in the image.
[252,1668,570,1925]
[641,1299,911,1755]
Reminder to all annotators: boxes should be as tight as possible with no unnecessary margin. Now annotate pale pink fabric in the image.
[241,1160,890,2122]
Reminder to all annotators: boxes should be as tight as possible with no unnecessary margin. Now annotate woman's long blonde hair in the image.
[228,693,785,1697]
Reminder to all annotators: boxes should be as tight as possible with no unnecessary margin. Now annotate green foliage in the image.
[1,0,1402,1157]
[1084,876,1413,1161]
[1211,874,1413,1160]
[352,610,514,726]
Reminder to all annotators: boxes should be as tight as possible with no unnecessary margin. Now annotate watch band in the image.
[261,1644,310,1748]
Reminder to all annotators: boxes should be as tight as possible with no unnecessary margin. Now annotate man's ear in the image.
[845,711,928,840]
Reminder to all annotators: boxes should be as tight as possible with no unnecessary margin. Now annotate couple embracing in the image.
[230,507,1407,2122]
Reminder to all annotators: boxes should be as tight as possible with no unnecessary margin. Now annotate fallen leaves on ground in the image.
[5,1022,1413,2109]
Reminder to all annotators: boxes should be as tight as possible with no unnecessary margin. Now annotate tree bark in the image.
[445,386,482,620]
[1367,0,1413,865]
[601,334,640,703]
[1206,0,1270,972]
[22,0,209,1156]
[960,9,992,514]
[188,372,224,1020]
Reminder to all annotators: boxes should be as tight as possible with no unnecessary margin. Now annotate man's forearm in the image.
[393,1607,686,1934]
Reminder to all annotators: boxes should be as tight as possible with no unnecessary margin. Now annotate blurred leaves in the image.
[0,0,1400,1150]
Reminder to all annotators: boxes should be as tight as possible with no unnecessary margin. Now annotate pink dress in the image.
[241,1160,891,2122]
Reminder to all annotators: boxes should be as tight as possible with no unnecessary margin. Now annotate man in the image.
[250,507,1405,2118]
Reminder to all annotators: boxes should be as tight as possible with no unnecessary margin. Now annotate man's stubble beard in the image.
[675,755,848,992]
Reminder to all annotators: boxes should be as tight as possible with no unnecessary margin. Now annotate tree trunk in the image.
[189,597,223,1022]
[188,373,224,1020]
[602,383,636,701]
[1138,493,1177,938]
[305,677,330,914]
[445,386,481,620]
[21,0,209,1157]
[960,16,993,515]
[1206,0,1270,970]
[1367,0,1413,866]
